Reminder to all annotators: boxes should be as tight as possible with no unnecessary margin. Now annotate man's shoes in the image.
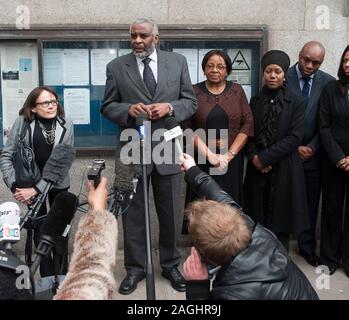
[118,273,145,295]
[162,267,186,292]
[328,265,337,275]
[300,251,320,267]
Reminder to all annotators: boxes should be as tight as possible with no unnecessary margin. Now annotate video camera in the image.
[87,159,106,188]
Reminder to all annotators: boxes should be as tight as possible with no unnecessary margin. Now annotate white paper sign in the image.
[63,88,90,125]
[91,49,117,85]
[43,49,63,86]
[173,48,198,84]
[63,49,89,86]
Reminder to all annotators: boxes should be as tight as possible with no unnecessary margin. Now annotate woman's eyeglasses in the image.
[36,100,58,108]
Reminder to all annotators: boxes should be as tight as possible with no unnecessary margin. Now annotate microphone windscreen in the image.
[40,191,77,237]
[136,113,148,127]
[42,144,75,185]
[114,158,135,193]
[0,202,20,226]
[164,116,179,130]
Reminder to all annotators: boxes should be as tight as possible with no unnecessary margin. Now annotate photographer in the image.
[180,153,319,300]
[54,176,118,300]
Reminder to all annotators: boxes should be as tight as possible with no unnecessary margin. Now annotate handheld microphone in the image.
[164,116,184,157]
[30,191,77,276]
[136,113,148,142]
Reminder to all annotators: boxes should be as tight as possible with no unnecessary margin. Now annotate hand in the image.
[14,187,38,204]
[87,176,108,211]
[298,146,313,161]
[217,153,229,172]
[179,153,196,171]
[338,157,349,172]
[207,152,220,167]
[183,247,209,281]
[252,155,264,170]
[260,165,273,174]
[128,103,151,119]
[147,103,171,120]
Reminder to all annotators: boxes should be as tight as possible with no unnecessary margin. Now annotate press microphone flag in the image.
[164,116,184,157]
[0,202,21,243]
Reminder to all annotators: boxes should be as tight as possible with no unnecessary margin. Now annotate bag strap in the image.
[18,120,29,143]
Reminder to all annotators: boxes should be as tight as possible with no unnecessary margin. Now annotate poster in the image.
[228,49,252,85]
[43,49,63,86]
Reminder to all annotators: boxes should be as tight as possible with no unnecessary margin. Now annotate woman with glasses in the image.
[183,50,253,231]
[318,45,349,276]
[0,86,74,277]
[243,50,308,252]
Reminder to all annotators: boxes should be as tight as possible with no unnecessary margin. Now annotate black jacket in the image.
[185,166,319,300]
[319,80,349,165]
[243,87,308,235]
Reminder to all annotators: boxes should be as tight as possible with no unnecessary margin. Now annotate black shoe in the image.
[118,273,145,295]
[300,251,320,267]
[162,267,186,292]
[328,265,337,275]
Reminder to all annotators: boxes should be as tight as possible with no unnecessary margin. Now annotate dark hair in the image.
[19,86,64,121]
[337,45,349,83]
[201,50,232,76]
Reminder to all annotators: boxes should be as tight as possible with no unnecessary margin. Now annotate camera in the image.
[87,159,106,188]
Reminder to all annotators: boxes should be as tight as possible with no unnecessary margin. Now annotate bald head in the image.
[298,41,325,77]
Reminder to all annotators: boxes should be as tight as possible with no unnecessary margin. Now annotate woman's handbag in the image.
[13,121,41,188]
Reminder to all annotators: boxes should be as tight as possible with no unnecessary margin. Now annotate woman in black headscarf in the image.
[243,50,308,252]
[318,45,349,276]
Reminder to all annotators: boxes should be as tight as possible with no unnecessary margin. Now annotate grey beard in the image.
[133,44,155,59]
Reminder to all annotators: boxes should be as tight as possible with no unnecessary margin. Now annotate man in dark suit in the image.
[101,18,197,295]
[286,41,335,267]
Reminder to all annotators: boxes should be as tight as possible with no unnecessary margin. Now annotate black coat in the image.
[319,80,349,165]
[243,87,309,235]
[185,166,319,300]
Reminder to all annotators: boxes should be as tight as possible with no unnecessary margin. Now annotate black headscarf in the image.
[337,45,349,85]
[261,50,290,75]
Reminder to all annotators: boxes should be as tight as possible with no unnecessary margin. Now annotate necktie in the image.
[302,77,311,106]
[142,57,156,97]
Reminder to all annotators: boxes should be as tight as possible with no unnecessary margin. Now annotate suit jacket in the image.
[101,49,197,175]
[0,116,74,192]
[286,64,335,169]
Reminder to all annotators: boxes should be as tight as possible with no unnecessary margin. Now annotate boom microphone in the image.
[136,113,148,142]
[30,191,77,276]
[164,116,184,157]
[112,158,140,218]
[42,144,75,185]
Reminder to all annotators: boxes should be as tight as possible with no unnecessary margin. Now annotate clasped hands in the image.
[128,102,171,120]
[337,156,349,172]
[252,155,272,174]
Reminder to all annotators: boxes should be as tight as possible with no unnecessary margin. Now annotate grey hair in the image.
[130,18,159,36]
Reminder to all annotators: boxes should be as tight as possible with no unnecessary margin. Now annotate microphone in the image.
[136,113,148,142]
[20,144,75,229]
[164,116,184,157]
[53,203,118,299]
[30,191,77,276]
[42,144,75,185]
[112,157,140,218]
[0,202,21,250]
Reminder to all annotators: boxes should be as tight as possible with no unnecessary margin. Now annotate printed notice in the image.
[173,48,198,84]
[63,49,89,86]
[91,49,117,85]
[63,88,90,125]
[43,49,63,86]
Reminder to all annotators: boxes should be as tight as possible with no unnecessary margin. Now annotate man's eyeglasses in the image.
[205,64,227,71]
[300,55,322,67]
[36,100,58,108]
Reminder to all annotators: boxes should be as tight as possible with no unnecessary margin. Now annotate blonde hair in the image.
[187,200,251,266]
